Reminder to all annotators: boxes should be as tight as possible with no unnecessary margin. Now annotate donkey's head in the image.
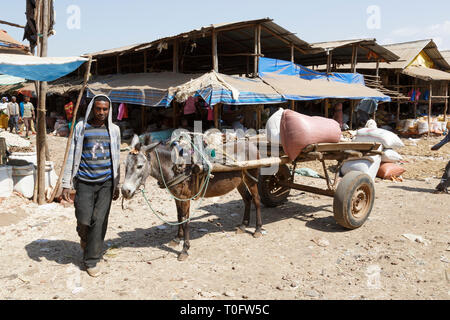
[121,134,160,199]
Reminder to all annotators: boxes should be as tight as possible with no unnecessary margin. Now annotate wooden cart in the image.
[195,139,383,230]
[256,141,382,229]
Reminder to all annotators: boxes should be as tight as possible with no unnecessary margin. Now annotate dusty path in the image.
[0,135,449,300]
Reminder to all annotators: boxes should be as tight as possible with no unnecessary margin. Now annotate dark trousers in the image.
[8,115,19,133]
[74,178,113,268]
[436,161,450,192]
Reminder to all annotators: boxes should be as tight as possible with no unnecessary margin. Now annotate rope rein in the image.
[140,133,213,226]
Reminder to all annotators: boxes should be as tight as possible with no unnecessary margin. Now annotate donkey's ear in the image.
[143,134,152,146]
[130,135,140,150]
[142,141,160,153]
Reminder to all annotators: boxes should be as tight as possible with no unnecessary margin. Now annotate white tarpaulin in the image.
[0,74,26,85]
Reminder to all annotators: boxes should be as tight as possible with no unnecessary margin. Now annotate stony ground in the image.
[0,133,449,300]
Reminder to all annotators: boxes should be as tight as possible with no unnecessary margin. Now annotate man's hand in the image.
[113,188,120,201]
[62,188,73,203]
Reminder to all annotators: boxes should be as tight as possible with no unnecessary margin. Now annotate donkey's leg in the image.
[177,200,191,261]
[168,200,184,248]
[236,182,252,234]
[247,176,263,238]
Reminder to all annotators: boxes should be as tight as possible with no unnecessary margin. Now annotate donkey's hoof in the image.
[177,252,189,261]
[236,226,246,234]
[253,231,263,238]
[169,239,180,247]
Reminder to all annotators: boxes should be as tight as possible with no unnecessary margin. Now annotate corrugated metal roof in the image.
[402,66,450,81]
[297,38,399,67]
[83,18,319,59]
[311,38,399,62]
[367,39,450,70]
[0,29,29,54]
[441,50,450,70]
[323,40,450,73]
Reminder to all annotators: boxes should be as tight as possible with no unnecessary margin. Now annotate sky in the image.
[2,0,450,57]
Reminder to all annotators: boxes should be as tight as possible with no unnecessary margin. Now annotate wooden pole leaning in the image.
[36,0,49,205]
[48,57,93,203]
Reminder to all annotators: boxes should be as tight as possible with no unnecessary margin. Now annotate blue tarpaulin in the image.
[259,57,365,85]
[259,57,391,102]
[0,54,88,82]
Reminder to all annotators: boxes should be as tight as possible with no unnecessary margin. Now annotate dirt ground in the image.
[0,133,449,300]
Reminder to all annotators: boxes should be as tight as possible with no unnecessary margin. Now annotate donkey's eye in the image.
[137,165,144,169]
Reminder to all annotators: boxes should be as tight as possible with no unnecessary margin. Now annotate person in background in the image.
[333,103,343,129]
[232,114,247,131]
[6,96,21,134]
[61,94,121,277]
[0,97,7,112]
[0,97,9,130]
[431,131,450,194]
[22,96,35,138]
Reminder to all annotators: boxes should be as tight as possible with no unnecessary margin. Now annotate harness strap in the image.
[158,171,191,189]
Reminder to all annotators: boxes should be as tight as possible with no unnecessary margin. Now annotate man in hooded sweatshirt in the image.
[61,95,121,277]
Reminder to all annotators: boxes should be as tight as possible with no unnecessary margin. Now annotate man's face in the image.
[24,97,30,103]
[12,97,16,102]
[93,100,110,123]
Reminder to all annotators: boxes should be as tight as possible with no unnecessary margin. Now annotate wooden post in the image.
[375,59,380,78]
[254,25,261,76]
[350,101,354,130]
[212,30,218,72]
[48,57,93,203]
[37,0,49,204]
[141,106,146,133]
[289,44,295,110]
[116,55,120,73]
[428,82,432,135]
[172,101,178,128]
[256,105,262,130]
[290,43,294,63]
[396,73,400,122]
[324,99,329,118]
[351,45,358,73]
[444,81,448,122]
[326,50,333,74]
[246,55,250,76]
[143,51,147,73]
[213,104,221,129]
[413,78,417,119]
[173,40,179,73]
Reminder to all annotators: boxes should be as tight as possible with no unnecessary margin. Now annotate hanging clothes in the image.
[64,101,74,121]
[117,103,128,120]
[183,97,197,115]
[415,90,421,102]
[408,89,414,101]
[207,106,213,121]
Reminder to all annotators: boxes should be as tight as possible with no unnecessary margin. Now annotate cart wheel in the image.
[258,164,291,207]
[333,171,375,229]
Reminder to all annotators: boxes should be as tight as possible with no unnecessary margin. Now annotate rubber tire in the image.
[333,171,375,230]
[258,164,291,208]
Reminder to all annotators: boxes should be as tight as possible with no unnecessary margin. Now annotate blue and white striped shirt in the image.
[76,123,112,183]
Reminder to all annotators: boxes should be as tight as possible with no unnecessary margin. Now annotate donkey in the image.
[121,134,262,261]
